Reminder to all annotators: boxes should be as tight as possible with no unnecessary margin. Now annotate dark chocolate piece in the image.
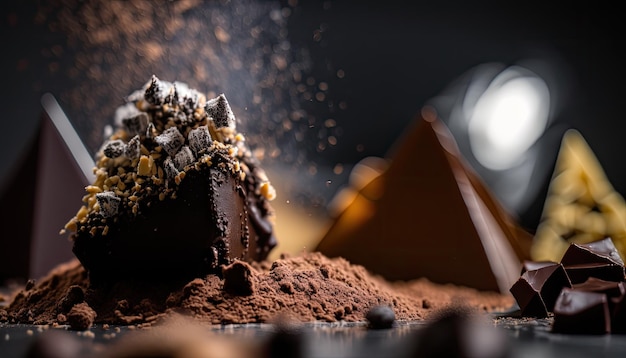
[510,274,548,317]
[564,263,625,284]
[552,288,611,335]
[510,262,571,315]
[560,237,625,268]
[365,305,396,329]
[573,277,626,299]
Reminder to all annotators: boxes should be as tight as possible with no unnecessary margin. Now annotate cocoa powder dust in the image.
[0,252,513,330]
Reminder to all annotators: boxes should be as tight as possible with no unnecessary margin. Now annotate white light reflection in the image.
[467,67,550,170]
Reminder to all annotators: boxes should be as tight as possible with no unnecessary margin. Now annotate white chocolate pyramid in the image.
[531,129,626,262]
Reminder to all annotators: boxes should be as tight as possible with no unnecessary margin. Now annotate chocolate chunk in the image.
[561,237,625,267]
[66,302,97,331]
[564,263,625,284]
[102,139,126,159]
[155,127,185,157]
[206,94,236,129]
[510,275,548,318]
[188,125,213,156]
[95,191,121,218]
[573,277,625,299]
[511,262,571,315]
[552,288,611,334]
[365,305,396,329]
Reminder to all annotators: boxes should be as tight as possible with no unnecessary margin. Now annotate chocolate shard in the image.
[510,262,571,316]
[573,277,625,303]
[560,237,625,283]
[206,94,236,129]
[509,275,548,318]
[316,111,532,293]
[552,288,611,335]
[561,237,625,267]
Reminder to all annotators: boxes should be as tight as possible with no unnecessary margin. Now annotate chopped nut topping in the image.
[64,77,276,241]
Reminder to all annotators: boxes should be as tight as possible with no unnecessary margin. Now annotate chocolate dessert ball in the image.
[63,76,277,282]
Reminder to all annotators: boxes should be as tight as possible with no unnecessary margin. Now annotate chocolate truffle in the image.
[63,76,277,283]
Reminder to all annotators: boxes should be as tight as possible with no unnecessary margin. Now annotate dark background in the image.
[1,0,625,263]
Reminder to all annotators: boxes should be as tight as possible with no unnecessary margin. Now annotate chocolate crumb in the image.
[66,302,96,331]
[223,261,256,296]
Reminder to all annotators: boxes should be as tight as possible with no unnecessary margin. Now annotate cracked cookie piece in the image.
[63,76,277,283]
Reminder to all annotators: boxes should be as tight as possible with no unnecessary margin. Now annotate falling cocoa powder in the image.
[0,252,513,328]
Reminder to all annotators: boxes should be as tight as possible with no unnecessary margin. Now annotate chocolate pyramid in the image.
[531,129,626,263]
[315,109,532,293]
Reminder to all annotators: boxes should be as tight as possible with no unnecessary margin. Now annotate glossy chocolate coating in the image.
[552,288,611,334]
[561,237,625,267]
[73,165,276,282]
[510,263,571,316]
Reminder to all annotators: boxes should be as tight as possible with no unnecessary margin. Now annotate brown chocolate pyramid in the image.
[315,109,532,293]
[531,129,626,263]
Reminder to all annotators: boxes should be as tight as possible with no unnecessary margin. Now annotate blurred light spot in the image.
[467,67,550,170]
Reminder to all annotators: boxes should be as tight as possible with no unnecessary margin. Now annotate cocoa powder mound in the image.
[0,252,514,328]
